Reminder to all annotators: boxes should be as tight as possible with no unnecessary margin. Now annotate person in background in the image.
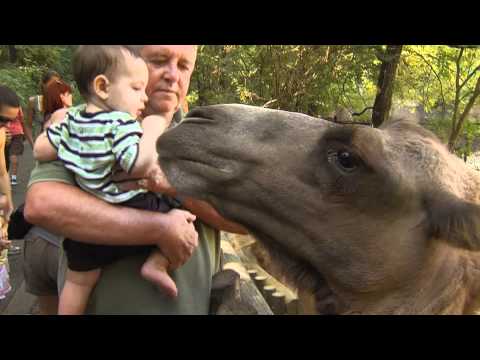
[0,85,19,300]
[5,105,33,186]
[24,75,71,315]
[42,79,73,130]
[26,70,61,142]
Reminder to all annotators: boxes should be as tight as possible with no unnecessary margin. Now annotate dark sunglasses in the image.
[0,115,14,125]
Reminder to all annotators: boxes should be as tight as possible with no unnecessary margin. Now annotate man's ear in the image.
[93,75,110,101]
[424,191,480,251]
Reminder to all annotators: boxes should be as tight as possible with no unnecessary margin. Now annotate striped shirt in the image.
[47,106,146,203]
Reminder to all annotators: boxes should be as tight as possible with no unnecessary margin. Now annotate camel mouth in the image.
[252,230,338,315]
[176,157,235,175]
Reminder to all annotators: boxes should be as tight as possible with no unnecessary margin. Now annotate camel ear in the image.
[425,191,480,251]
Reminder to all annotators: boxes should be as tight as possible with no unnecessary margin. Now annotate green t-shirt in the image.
[28,160,221,314]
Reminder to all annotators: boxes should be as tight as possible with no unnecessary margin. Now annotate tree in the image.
[371,45,403,127]
[396,46,480,154]
[447,46,480,151]
[8,45,17,63]
[0,45,80,107]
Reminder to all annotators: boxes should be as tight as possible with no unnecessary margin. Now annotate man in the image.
[25,45,245,314]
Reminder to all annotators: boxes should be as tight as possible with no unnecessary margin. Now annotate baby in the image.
[34,45,179,315]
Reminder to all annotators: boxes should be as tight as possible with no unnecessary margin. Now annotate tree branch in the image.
[406,48,447,112]
[455,76,480,135]
[449,74,480,151]
[451,48,465,131]
[352,106,374,117]
[459,64,480,91]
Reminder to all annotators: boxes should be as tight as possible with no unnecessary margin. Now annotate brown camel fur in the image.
[157,104,480,314]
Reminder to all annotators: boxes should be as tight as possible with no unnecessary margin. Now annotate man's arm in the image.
[24,181,199,268]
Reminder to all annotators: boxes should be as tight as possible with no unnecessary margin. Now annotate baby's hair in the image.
[73,45,142,100]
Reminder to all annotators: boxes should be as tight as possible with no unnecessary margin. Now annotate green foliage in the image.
[0,64,40,107]
[1,45,479,152]
[0,45,81,108]
[191,45,479,149]
[191,45,381,116]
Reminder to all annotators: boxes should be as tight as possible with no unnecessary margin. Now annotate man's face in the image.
[0,105,20,128]
[141,45,197,116]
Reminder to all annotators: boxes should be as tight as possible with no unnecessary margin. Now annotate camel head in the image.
[157,104,480,314]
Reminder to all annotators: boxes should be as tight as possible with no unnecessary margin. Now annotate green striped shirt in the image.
[47,105,146,203]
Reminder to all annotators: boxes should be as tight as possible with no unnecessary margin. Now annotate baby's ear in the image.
[424,191,480,251]
[93,75,110,100]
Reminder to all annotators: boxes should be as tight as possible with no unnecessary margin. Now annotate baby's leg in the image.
[141,250,178,298]
[58,268,101,315]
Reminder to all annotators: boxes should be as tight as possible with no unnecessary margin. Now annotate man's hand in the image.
[158,209,199,269]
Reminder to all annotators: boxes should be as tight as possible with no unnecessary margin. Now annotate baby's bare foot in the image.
[141,261,178,298]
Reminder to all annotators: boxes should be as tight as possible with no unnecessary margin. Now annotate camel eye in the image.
[327,148,360,173]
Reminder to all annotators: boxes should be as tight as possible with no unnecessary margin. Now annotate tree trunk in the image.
[448,75,480,151]
[371,45,403,127]
[8,45,17,63]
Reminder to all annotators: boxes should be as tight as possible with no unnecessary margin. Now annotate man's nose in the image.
[163,62,180,83]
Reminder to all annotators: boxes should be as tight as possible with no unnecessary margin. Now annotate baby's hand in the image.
[141,163,175,195]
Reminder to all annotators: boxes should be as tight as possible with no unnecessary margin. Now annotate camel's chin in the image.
[251,234,340,315]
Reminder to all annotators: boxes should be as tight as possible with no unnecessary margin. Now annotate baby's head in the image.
[73,45,149,118]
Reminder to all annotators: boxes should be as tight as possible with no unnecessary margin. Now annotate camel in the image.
[157,104,480,315]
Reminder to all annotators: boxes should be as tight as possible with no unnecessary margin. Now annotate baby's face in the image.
[107,51,149,118]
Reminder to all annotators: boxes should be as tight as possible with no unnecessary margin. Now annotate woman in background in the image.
[22,78,72,314]
[42,79,72,129]
[26,70,61,142]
